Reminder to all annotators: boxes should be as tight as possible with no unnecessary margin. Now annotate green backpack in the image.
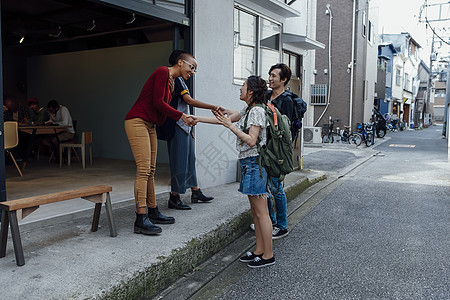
[242,103,294,181]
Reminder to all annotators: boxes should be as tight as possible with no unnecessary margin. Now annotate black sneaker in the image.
[248,256,275,268]
[239,251,262,263]
[272,227,289,240]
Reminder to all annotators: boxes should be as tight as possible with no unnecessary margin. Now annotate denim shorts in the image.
[238,156,268,196]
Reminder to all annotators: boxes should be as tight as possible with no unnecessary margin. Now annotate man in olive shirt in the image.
[27,97,50,124]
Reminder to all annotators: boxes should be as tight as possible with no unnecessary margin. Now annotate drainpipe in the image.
[349,0,356,127]
[314,4,333,126]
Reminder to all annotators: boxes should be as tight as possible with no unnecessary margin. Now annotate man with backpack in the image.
[265,63,306,239]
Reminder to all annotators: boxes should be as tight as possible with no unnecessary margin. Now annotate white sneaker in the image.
[272,227,289,239]
[249,223,255,231]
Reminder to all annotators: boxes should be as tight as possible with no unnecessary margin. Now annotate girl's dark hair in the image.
[168,50,195,66]
[246,75,267,108]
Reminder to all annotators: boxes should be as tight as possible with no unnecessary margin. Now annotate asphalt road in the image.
[188,127,450,300]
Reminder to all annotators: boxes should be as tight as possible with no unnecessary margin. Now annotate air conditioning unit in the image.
[303,127,322,143]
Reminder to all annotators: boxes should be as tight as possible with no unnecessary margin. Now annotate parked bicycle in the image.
[384,113,401,132]
[322,118,351,143]
[348,123,374,147]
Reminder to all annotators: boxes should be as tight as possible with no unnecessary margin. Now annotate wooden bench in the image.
[0,185,117,266]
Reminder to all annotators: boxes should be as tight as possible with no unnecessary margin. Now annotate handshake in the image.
[180,106,230,127]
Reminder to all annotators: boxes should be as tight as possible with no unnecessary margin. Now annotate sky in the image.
[371,0,450,63]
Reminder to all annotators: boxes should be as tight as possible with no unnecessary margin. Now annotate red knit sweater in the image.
[125,66,183,125]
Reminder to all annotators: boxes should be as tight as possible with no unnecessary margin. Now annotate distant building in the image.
[414,60,432,127]
[434,68,448,122]
[376,43,398,116]
[314,0,378,131]
[381,33,421,128]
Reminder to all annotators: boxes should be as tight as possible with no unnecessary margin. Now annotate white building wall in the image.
[193,0,238,188]
[364,7,378,123]
[392,55,405,101]
[193,0,317,188]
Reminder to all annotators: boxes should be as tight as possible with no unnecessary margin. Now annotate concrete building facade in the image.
[0,0,323,199]
[313,0,378,132]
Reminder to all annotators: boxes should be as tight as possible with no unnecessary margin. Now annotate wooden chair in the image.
[59,131,93,169]
[3,122,23,177]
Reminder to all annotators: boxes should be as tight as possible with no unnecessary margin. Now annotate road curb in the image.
[98,172,327,299]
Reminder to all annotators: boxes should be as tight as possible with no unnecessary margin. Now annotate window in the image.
[404,73,410,90]
[234,8,257,80]
[435,89,446,97]
[234,6,281,81]
[396,68,401,86]
[155,0,186,14]
[260,18,281,76]
[311,84,327,105]
[283,51,301,77]
[362,11,367,37]
[386,71,392,88]
[368,20,372,43]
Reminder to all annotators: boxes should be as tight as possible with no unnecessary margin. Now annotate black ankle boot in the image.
[168,194,191,210]
[148,206,175,224]
[134,213,162,235]
[191,188,214,203]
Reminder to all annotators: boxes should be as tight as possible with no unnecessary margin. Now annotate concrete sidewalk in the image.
[0,142,379,299]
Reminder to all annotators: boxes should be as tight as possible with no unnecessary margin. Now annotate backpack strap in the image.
[241,104,266,178]
[267,102,278,131]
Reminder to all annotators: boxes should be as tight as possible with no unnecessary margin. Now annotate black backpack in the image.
[272,91,307,143]
[287,91,307,133]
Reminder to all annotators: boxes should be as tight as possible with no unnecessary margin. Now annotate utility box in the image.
[303,127,322,144]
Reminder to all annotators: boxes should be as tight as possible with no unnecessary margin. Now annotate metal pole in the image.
[444,63,450,152]
[0,1,7,212]
[425,34,435,124]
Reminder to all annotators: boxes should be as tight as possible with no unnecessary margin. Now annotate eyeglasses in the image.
[182,59,197,73]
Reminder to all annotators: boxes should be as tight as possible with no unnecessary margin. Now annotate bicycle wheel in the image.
[365,132,374,146]
[348,133,362,146]
[329,132,340,143]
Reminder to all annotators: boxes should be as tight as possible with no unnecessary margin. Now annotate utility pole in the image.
[425,34,435,126]
[419,1,450,127]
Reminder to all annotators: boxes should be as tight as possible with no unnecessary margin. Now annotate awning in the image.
[246,0,301,18]
[282,33,325,50]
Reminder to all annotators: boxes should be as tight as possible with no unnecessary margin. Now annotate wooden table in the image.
[19,125,72,168]
[19,125,71,135]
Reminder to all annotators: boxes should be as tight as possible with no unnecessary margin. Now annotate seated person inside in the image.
[3,97,30,124]
[42,100,75,159]
[27,97,50,124]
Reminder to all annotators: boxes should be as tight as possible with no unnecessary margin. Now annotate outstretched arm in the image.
[215,111,260,147]
[182,93,217,110]
[194,109,241,124]
[193,115,220,124]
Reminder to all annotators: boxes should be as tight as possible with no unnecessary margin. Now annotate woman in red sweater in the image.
[125,52,196,235]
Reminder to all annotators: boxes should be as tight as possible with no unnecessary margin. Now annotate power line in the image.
[426,17,450,45]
